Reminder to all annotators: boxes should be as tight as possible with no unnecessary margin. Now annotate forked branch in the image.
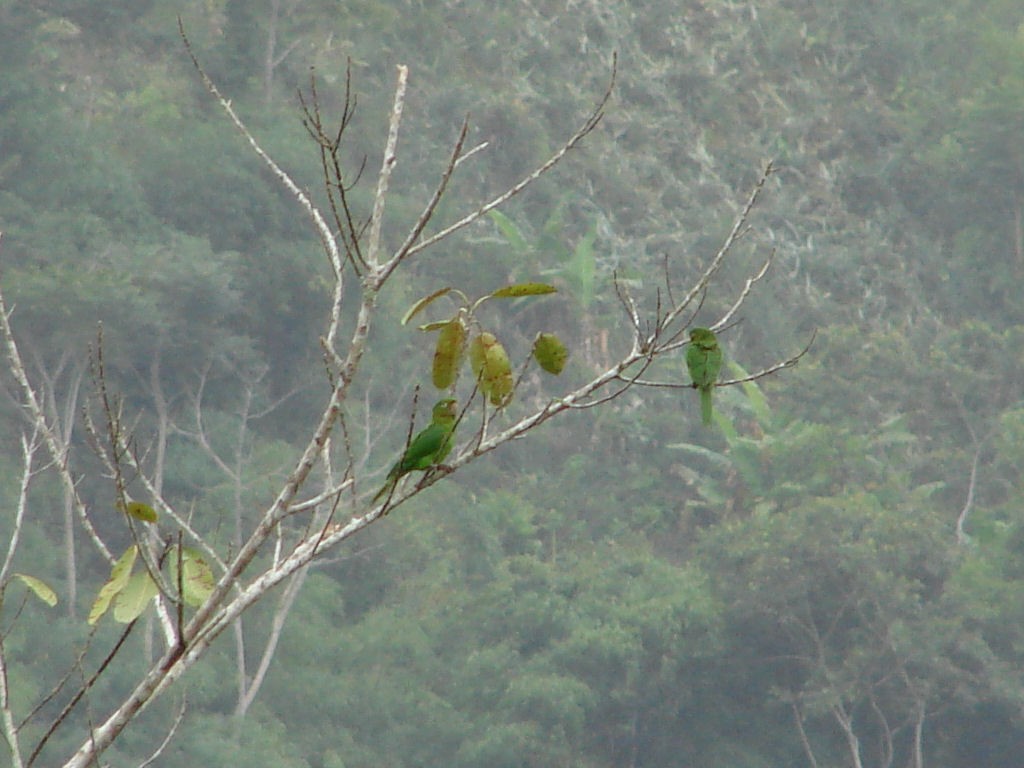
[0,27,807,767]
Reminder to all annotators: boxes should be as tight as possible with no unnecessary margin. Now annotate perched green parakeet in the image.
[685,327,723,426]
[373,398,458,502]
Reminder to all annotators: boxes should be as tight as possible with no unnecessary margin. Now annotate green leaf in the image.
[13,573,57,607]
[666,442,733,470]
[88,545,138,625]
[432,319,467,389]
[402,287,454,326]
[489,210,530,255]
[122,500,158,523]
[470,332,514,406]
[569,221,598,309]
[113,570,159,623]
[489,282,558,299]
[417,319,455,331]
[533,332,569,374]
[729,361,771,426]
[170,547,216,607]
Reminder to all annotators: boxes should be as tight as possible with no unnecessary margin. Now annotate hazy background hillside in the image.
[1,1,1023,765]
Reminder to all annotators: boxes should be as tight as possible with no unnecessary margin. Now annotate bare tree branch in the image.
[406,54,616,260]
[0,29,807,764]
[0,260,113,565]
[137,696,186,768]
[790,698,820,768]
[367,65,409,268]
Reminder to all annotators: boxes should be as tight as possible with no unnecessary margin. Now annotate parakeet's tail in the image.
[700,385,714,427]
[372,473,398,503]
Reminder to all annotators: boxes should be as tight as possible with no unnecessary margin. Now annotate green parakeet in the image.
[373,398,458,502]
[685,327,723,426]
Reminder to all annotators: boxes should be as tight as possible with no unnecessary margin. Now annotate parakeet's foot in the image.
[422,464,454,483]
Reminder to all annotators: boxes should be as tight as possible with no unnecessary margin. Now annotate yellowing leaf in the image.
[401,287,454,326]
[432,319,467,389]
[169,547,216,607]
[471,332,514,406]
[417,320,453,331]
[177,548,215,607]
[469,332,491,381]
[113,570,159,623]
[88,545,138,625]
[14,573,57,607]
[484,348,513,406]
[489,282,557,298]
[533,333,569,375]
[121,500,158,523]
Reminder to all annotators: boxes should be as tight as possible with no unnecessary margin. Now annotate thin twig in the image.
[662,161,774,334]
[0,271,114,565]
[454,140,490,168]
[0,431,38,587]
[624,330,816,390]
[406,54,616,259]
[714,250,774,330]
[26,622,137,768]
[137,696,187,768]
[285,478,355,515]
[179,19,346,343]
[379,118,471,282]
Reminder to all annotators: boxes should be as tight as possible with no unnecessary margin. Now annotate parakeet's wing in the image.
[686,329,721,388]
[398,423,451,473]
[686,344,709,387]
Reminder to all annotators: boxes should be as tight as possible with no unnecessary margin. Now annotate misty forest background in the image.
[2,0,1024,766]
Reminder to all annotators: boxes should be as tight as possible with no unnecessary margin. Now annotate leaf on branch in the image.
[120,500,159,523]
[402,287,455,326]
[417,320,454,331]
[489,282,558,298]
[13,573,57,607]
[88,545,138,625]
[532,332,569,375]
[171,547,215,607]
[113,570,159,623]
[470,332,514,406]
[432,318,467,389]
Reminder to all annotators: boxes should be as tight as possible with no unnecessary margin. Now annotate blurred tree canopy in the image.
[1,0,1022,766]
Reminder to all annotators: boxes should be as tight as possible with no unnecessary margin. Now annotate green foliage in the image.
[695,494,984,767]
[88,545,138,626]
[403,281,564,404]
[112,569,159,623]
[3,0,1024,766]
[88,542,214,624]
[169,548,216,607]
[469,331,514,406]
[120,500,158,523]
[491,205,600,311]
[172,713,311,768]
[10,574,58,607]
[431,317,466,389]
[532,332,568,375]
[266,492,721,767]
